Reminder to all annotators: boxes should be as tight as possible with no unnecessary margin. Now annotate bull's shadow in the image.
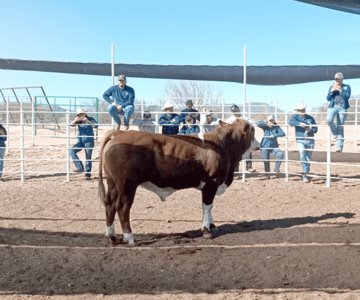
[136,212,355,244]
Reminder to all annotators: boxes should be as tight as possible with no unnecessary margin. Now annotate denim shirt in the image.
[179,124,200,135]
[103,85,135,108]
[159,113,181,135]
[288,113,317,142]
[256,120,285,148]
[0,125,7,148]
[180,108,200,123]
[75,116,98,143]
[326,83,351,109]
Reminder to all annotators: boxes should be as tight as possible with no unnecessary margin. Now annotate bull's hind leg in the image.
[115,181,137,246]
[104,180,119,246]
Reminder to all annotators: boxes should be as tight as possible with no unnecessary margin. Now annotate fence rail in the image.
[0,103,359,187]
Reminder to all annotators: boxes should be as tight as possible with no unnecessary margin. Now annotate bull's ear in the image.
[219,120,229,127]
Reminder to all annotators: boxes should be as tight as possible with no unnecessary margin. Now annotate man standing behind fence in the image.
[103,74,135,130]
[288,103,318,183]
[256,115,285,179]
[70,109,98,180]
[326,72,351,153]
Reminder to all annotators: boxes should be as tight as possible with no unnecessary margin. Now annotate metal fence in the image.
[0,98,359,187]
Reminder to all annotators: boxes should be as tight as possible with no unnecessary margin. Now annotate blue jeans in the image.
[69,140,94,175]
[261,148,283,173]
[0,146,5,177]
[327,105,347,151]
[107,104,134,126]
[296,139,314,174]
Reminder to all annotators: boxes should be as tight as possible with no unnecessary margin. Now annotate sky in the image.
[1,0,360,112]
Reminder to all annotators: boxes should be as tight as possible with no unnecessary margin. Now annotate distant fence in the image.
[0,98,359,187]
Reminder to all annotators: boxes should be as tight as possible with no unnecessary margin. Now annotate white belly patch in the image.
[141,180,227,200]
[141,181,177,201]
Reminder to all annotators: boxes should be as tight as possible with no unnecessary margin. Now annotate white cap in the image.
[294,103,307,111]
[267,115,275,121]
[334,72,344,80]
[205,109,213,116]
[76,108,87,115]
[161,102,174,111]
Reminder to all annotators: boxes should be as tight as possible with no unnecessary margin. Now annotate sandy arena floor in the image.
[1,126,360,299]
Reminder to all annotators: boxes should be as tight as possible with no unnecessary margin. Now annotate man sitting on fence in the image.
[103,74,135,130]
[69,108,98,180]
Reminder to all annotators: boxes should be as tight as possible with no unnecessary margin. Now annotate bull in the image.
[98,118,257,246]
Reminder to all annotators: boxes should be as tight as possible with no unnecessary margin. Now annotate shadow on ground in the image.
[1,212,360,296]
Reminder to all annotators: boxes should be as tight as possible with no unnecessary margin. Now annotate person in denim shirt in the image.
[288,103,318,183]
[103,74,135,130]
[180,99,200,124]
[158,103,181,135]
[256,115,285,179]
[69,109,98,179]
[179,115,200,135]
[0,124,7,180]
[326,72,351,153]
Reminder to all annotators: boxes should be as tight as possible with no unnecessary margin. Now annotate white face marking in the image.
[197,132,205,142]
[105,223,115,237]
[216,183,228,195]
[202,203,214,231]
[243,137,260,158]
[141,181,177,201]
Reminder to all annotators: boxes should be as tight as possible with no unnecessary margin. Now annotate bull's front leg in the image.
[201,203,215,239]
[201,183,217,239]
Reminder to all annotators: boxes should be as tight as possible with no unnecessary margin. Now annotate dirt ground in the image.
[1,127,360,299]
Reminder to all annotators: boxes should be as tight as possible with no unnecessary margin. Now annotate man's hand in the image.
[331,83,341,92]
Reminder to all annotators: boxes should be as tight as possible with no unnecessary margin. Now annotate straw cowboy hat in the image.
[161,103,174,111]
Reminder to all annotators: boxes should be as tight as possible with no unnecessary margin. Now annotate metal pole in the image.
[111,43,115,85]
[31,98,35,146]
[241,46,247,183]
[5,98,9,155]
[326,126,331,187]
[355,97,358,146]
[284,114,289,182]
[20,100,25,182]
[243,45,247,115]
[111,43,116,128]
[66,112,70,182]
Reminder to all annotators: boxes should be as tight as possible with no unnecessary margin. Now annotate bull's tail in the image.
[98,130,122,204]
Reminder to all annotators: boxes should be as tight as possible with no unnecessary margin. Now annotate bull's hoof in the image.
[108,235,119,246]
[210,223,216,230]
[202,227,214,239]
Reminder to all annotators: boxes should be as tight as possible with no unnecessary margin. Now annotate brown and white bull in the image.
[98,118,257,246]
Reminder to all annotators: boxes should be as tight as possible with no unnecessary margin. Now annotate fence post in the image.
[31,97,36,147]
[284,113,289,182]
[20,102,25,182]
[5,98,9,155]
[66,112,70,183]
[355,97,358,146]
[326,126,332,188]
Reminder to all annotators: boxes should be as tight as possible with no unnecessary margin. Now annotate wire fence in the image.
[0,99,359,187]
